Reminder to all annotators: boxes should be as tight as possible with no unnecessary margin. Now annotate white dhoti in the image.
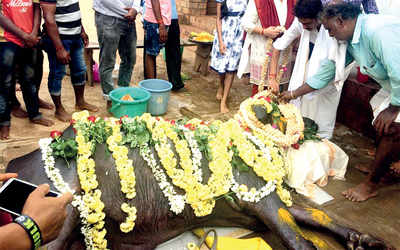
[285,139,348,203]
[370,88,400,124]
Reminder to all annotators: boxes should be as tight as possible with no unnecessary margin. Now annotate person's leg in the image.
[220,72,234,113]
[117,19,136,87]
[145,54,156,79]
[0,43,18,139]
[69,37,98,112]
[43,36,70,122]
[343,123,400,201]
[165,19,184,90]
[143,21,160,79]
[95,12,120,100]
[10,74,28,118]
[16,47,53,127]
[33,48,53,109]
[216,73,225,100]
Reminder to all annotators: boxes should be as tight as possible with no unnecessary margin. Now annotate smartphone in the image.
[0,178,60,217]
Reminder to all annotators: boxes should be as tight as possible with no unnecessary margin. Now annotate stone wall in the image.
[177,0,208,16]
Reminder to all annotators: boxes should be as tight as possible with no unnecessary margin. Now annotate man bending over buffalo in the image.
[280,3,400,201]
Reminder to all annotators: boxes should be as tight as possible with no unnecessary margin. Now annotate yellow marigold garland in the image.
[52,104,299,248]
[73,111,108,250]
[237,90,304,147]
[105,118,137,233]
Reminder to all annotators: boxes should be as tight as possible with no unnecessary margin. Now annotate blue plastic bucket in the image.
[109,87,151,118]
[139,79,172,116]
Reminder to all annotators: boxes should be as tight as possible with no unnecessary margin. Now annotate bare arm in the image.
[41,2,70,64]
[279,83,316,102]
[216,3,226,54]
[150,0,167,43]
[0,15,38,47]
[32,3,41,37]
[0,224,32,250]
[41,2,62,50]
[80,25,88,47]
[268,48,281,92]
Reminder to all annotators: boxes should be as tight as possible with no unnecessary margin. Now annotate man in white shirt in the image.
[93,0,141,109]
[269,0,353,139]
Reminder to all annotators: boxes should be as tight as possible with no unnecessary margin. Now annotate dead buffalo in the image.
[6,106,392,250]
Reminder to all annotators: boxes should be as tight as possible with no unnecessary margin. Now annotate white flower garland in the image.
[39,138,100,250]
[231,179,276,203]
[178,125,203,183]
[39,138,75,194]
[139,145,186,214]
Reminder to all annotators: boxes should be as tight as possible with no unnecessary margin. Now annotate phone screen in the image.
[0,178,59,216]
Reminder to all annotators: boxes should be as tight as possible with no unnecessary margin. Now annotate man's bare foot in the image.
[55,108,71,122]
[11,106,28,118]
[354,164,371,174]
[39,98,54,110]
[342,182,378,202]
[390,161,400,175]
[216,87,223,100]
[31,117,54,127]
[76,102,99,112]
[0,125,10,140]
[220,103,229,114]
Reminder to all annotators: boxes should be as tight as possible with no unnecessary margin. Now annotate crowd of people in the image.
[0,0,400,248]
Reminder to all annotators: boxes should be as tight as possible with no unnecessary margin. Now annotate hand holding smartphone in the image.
[0,178,60,216]
[0,177,73,244]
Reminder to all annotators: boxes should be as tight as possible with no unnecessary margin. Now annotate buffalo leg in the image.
[246,193,315,250]
[288,205,389,250]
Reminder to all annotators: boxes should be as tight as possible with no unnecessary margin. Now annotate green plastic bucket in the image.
[139,79,172,116]
[109,87,151,118]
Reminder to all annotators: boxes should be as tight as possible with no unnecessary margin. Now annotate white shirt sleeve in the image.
[273,17,302,50]
[241,0,259,34]
[132,0,141,12]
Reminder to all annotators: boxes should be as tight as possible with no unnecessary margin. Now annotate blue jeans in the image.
[42,36,86,96]
[95,12,137,98]
[0,42,41,126]
[143,20,168,56]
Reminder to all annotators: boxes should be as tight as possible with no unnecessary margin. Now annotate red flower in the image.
[155,117,160,121]
[50,130,62,139]
[184,123,195,130]
[170,120,176,125]
[229,141,233,147]
[87,116,96,123]
[70,119,76,125]
[265,97,272,103]
[257,96,263,100]
[244,127,251,132]
[200,121,205,125]
[291,143,300,150]
[119,115,128,123]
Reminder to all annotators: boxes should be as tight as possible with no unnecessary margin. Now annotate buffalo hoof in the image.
[347,232,392,250]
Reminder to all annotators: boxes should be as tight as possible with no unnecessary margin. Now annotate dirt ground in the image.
[0,18,399,250]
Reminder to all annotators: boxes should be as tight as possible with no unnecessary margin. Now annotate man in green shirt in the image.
[281,3,400,202]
